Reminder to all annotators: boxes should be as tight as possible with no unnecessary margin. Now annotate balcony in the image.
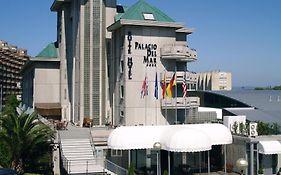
[161,97,200,109]
[161,44,197,62]
[160,71,197,84]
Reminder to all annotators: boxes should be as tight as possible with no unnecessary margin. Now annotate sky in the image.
[0,0,280,87]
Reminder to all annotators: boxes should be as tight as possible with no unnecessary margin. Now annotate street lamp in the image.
[153,142,161,175]
[236,158,248,175]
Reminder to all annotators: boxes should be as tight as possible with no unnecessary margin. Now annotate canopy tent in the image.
[108,123,232,152]
[258,140,281,155]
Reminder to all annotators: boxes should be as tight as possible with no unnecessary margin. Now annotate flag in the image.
[141,76,148,98]
[160,72,167,99]
[182,72,187,97]
[154,72,158,99]
[166,72,176,97]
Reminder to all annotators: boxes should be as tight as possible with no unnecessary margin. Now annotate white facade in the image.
[51,0,116,125]
[22,58,61,116]
[108,19,200,126]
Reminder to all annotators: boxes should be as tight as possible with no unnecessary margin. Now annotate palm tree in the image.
[0,110,54,174]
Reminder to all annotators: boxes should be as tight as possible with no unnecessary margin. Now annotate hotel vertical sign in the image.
[127,31,133,80]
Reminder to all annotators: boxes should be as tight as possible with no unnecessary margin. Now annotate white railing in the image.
[161,97,200,109]
[160,71,197,83]
[62,157,105,174]
[105,159,128,175]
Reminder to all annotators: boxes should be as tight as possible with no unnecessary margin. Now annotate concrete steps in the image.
[59,128,105,174]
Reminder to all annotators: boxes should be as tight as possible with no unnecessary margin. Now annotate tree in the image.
[2,95,20,115]
[0,110,54,174]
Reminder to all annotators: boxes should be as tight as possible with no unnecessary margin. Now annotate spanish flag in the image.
[166,72,176,97]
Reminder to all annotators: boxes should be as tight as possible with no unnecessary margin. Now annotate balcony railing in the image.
[161,97,200,109]
[160,71,197,84]
[161,44,197,62]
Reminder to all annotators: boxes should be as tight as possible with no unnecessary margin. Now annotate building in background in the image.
[197,71,232,91]
[21,42,61,120]
[51,0,116,125]
[0,40,29,111]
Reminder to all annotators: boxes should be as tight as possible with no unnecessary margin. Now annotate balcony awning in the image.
[258,141,281,155]
[108,124,232,152]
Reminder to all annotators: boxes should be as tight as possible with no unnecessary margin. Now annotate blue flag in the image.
[154,72,158,99]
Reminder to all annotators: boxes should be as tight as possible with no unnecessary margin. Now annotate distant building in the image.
[0,40,29,111]
[21,42,61,120]
[197,71,232,91]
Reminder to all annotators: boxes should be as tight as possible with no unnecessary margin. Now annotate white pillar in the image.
[224,145,227,175]
[168,151,171,175]
[208,151,210,175]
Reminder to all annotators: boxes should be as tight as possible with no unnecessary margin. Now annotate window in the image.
[120,85,124,99]
[120,110,124,118]
[120,60,124,73]
[111,150,122,157]
[143,13,155,20]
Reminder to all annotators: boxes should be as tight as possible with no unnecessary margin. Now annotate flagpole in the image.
[154,67,158,125]
[175,65,178,124]
[145,66,147,126]
[184,70,187,123]
[164,71,168,125]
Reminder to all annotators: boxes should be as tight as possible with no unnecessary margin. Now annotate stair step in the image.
[63,150,93,154]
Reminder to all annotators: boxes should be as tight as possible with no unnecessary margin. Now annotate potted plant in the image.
[128,164,135,175]
[226,163,233,173]
[258,167,264,175]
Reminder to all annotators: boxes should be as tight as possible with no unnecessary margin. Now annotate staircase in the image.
[59,125,106,174]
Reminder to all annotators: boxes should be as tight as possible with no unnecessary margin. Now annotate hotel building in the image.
[0,40,29,111]
[20,0,280,175]
[107,0,201,126]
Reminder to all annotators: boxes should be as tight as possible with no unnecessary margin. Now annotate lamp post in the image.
[236,158,248,175]
[153,142,161,175]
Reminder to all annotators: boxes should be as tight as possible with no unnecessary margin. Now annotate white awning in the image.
[161,127,212,152]
[108,125,164,150]
[107,124,232,152]
[258,141,281,155]
[188,124,233,145]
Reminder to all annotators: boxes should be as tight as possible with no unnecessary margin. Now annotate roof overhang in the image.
[258,140,281,155]
[50,0,71,12]
[107,19,184,32]
[21,57,60,74]
[35,103,61,118]
[108,124,232,152]
[176,27,194,35]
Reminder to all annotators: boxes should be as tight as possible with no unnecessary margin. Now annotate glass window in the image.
[143,13,155,20]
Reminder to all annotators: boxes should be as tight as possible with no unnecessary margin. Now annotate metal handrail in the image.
[89,128,96,156]
[105,159,128,175]
[62,157,105,174]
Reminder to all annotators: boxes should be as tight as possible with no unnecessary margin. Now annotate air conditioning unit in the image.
[249,122,258,137]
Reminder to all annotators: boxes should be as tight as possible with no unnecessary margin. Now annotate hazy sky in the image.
[0,0,280,87]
